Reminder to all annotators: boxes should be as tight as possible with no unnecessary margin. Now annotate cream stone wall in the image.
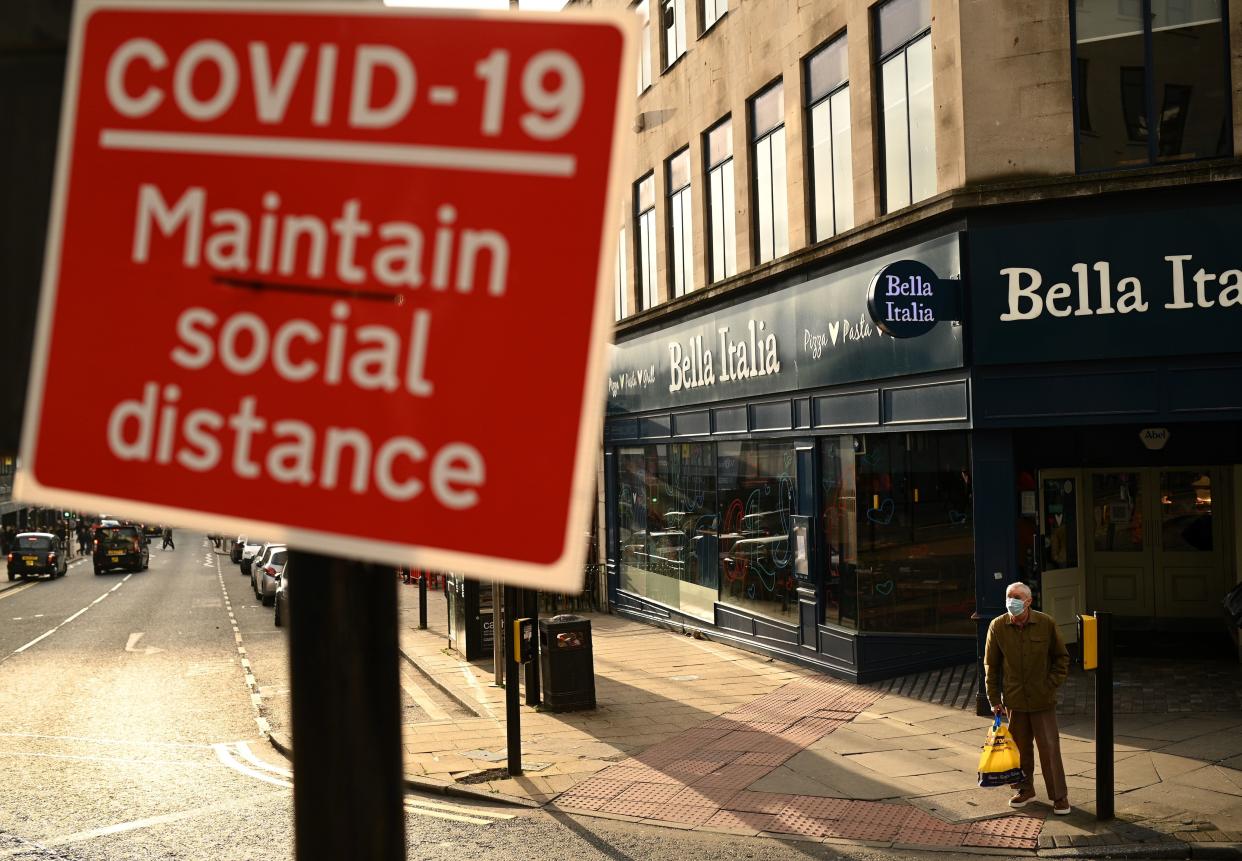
[584,0,1242,319]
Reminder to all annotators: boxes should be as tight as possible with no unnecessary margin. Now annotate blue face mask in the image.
[1006,597,1027,616]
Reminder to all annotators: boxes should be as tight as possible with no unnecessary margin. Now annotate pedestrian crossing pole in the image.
[288,550,405,861]
[504,584,522,776]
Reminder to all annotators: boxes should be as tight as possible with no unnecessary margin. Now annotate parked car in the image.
[6,532,67,581]
[239,539,266,576]
[251,544,287,606]
[273,561,290,627]
[93,524,149,574]
[230,536,245,564]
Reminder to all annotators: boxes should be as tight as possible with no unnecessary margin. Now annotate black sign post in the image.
[288,550,405,861]
[1094,611,1114,821]
[503,584,523,776]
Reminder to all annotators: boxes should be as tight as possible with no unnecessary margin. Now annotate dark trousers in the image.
[1009,707,1068,801]
[162,537,174,550]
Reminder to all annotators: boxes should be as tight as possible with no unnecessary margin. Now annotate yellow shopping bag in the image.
[977,716,1024,787]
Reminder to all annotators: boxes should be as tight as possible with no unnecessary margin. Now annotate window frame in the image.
[660,0,688,71]
[702,115,737,284]
[874,0,932,214]
[614,222,629,320]
[633,172,658,311]
[748,78,789,265]
[665,147,694,299]
[634,0,653,94]
[700,0,727,36]
[803,32,852,243]
[1068,0,1235,172]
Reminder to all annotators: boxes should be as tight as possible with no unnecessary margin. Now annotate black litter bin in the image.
[539,615,595,711]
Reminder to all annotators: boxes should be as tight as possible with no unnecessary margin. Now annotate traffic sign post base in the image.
[289,550,405,861]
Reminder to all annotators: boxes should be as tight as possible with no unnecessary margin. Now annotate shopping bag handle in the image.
[992,713,1006,730]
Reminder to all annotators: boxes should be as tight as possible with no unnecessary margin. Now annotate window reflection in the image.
[1091,472,1144,552]
[718,441,798,624]
[1160,470,1213,552]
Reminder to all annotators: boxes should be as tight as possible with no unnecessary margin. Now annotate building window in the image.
[876,0,935,213]
[616,444,718,622]
[805,34,853,242]
[701,0,726,33]
[614,224,628,320]
[635,0,652,94]
[821,432,974,634]
[1073,0,1230,170]
[750,81,788,265]
[661,0,687,70]
[634,173,658,310]
[666,148,694,298]
[704,117,737,283]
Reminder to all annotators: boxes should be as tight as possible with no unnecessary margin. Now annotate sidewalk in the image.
[396,584,1242,856]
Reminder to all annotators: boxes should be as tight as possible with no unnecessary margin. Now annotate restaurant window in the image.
[705,117,737,282]
[614,224,628,320]
[662,0,687,70]
[634,173,658,310]
[718,440,797,625]
[1073,0,1230,170]
[616,444,717,621]
[635,0,653,93]
[833,432,974,635]
[666,148,694,298]
[750,81,788,264]
[876,0,935,212]
[701,0,726,33]
[805,34,853,242]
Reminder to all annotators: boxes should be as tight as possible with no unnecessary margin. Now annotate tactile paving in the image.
[821,820,901,842]
[646,804,716,826]
[702,809,777,833]
[962,833,1038,849]
[596,767,680,784]
[615,782,684,803]
[893,827,968,847]
[599,799,668,819]
[725,792,795,815]
[780,795,854,819]
[702,731,770,751]
[902,810,972,833]
[693,764,772,789]
[666,758,727,777]
[670,784,739,807]
[566,779,632,799]
[766,809,830,838]
[733,751,793,767]
[969,815,1044,839]
[554,793,608,811]
[845,801,916,827]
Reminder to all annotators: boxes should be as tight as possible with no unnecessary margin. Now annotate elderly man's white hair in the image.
[1006,582,1032,600]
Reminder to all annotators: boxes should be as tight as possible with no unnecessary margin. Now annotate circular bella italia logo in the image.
[866,260,941,338]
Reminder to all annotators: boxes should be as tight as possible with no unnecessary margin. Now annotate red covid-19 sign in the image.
[18,0,633,589]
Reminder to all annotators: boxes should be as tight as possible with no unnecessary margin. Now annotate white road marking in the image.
[402,804,492,825]
[125,632,164,655]
[213,742,292,788]
[22,789,287,851]
[0,582,38,601]
[234,741,292,778]
[215,554,269,738]
[405,797,515,820]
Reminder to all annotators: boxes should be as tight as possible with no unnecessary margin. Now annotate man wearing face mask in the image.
[984,581,1071,815]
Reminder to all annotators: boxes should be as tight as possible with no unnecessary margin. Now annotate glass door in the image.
[1038,470,1085,645]
[1086,470,1152,618]
[1154,468,1223,619]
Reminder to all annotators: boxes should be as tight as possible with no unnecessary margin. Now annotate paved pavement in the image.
[395,582,1242,857]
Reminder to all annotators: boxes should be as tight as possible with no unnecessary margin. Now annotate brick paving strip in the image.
[554,675,1047,851]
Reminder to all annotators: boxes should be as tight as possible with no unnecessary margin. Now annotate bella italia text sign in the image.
[865,259,960,338]
[606,234,963,415]
[970,202,1242,365]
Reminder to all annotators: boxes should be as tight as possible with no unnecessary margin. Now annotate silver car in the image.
[273,561,290,628]
[251,544,287,606]
[239,539,266,576]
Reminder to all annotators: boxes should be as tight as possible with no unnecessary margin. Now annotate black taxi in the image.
[6,532,67,581]
[93,524,150,575]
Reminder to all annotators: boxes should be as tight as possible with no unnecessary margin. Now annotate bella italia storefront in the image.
[603,231,979,682]
[603,183,1242,684]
